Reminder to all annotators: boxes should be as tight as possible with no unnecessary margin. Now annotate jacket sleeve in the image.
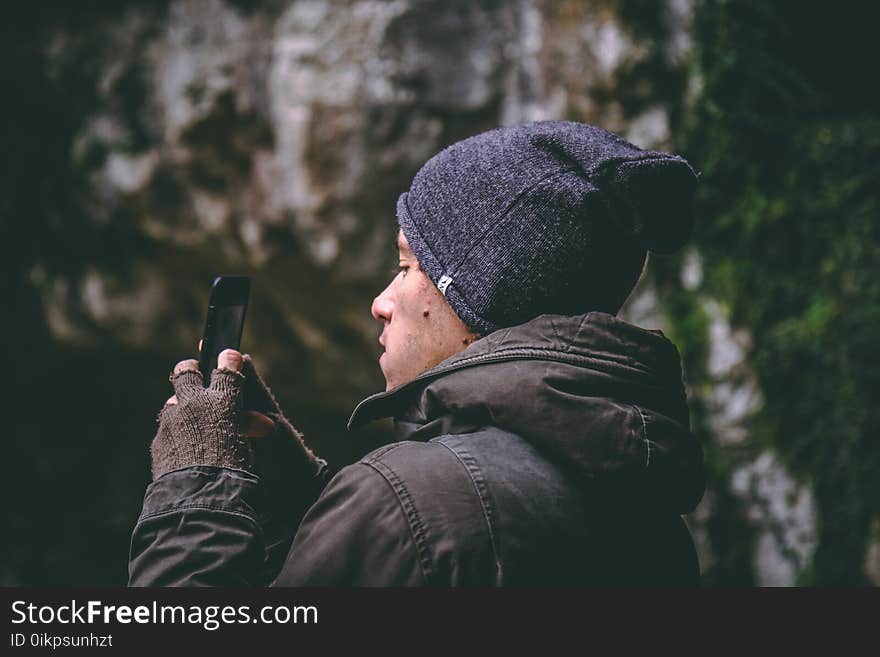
[274,462,428,586]
[128,465,329,586]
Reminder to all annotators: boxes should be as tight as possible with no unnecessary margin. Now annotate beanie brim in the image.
[396,192,497,335]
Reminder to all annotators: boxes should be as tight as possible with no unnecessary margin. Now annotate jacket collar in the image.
[349,312,705,514]
[349,311,688,430]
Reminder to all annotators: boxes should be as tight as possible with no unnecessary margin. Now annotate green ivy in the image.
[674,0,880,584]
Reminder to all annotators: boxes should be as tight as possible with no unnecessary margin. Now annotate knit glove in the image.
[151,366,253,480]
[240,354,328,497]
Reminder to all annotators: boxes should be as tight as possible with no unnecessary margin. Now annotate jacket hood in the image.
[349,312,705,514]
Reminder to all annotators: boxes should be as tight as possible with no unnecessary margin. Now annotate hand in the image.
[238,353,327,494]
[151,349,257,480]
[163,350,276,440]
[155,349,326,494]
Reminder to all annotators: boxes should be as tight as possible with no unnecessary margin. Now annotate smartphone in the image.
[198,275,251,387]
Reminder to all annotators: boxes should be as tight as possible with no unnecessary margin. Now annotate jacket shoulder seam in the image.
[360,458,434,584]
[433,438,503,584]
[361,441,409,462]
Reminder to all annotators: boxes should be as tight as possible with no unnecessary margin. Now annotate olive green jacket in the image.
[130,312,705,586]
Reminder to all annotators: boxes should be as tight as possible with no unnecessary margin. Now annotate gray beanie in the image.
[396,120,698,335]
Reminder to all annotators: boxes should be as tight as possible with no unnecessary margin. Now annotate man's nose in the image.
[371,285,394,323]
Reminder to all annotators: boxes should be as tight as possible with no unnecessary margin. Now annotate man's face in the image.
[372,230,479,391]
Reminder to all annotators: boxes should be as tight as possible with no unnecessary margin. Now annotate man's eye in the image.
[392,265,410,277]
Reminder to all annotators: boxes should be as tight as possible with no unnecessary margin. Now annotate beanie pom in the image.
[602,156,697,254]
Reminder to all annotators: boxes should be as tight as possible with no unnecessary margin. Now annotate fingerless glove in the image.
[151,368,254,480]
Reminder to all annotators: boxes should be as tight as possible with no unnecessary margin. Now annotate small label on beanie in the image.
[437,275,453,296]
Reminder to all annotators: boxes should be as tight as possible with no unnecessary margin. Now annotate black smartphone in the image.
[198,275,251,387]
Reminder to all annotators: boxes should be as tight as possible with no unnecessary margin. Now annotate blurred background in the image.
[2,0,877,586]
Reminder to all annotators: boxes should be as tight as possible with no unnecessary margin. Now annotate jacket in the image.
[128,312,706,586]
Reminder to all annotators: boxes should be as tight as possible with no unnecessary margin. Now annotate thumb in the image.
[242,410,276,439]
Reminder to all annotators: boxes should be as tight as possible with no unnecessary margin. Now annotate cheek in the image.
[398,275,433,318]
[391,273,444,351]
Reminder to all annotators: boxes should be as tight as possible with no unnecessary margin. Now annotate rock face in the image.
[40,0,696,411]
[14,0,826,584]
[731,452,818,586]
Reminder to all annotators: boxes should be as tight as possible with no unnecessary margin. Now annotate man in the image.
[129,121,706,586]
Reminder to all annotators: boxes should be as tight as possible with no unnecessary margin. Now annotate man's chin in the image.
[379,353,393,391]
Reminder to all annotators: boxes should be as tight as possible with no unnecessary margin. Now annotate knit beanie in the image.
[396,120,697,335]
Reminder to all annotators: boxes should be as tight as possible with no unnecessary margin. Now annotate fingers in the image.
[174,359,199,376]
[169,349,246,400]
[209,349,245,393]
[242,410,276,438]
[217,349,243,372]
[170,358,202,401]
